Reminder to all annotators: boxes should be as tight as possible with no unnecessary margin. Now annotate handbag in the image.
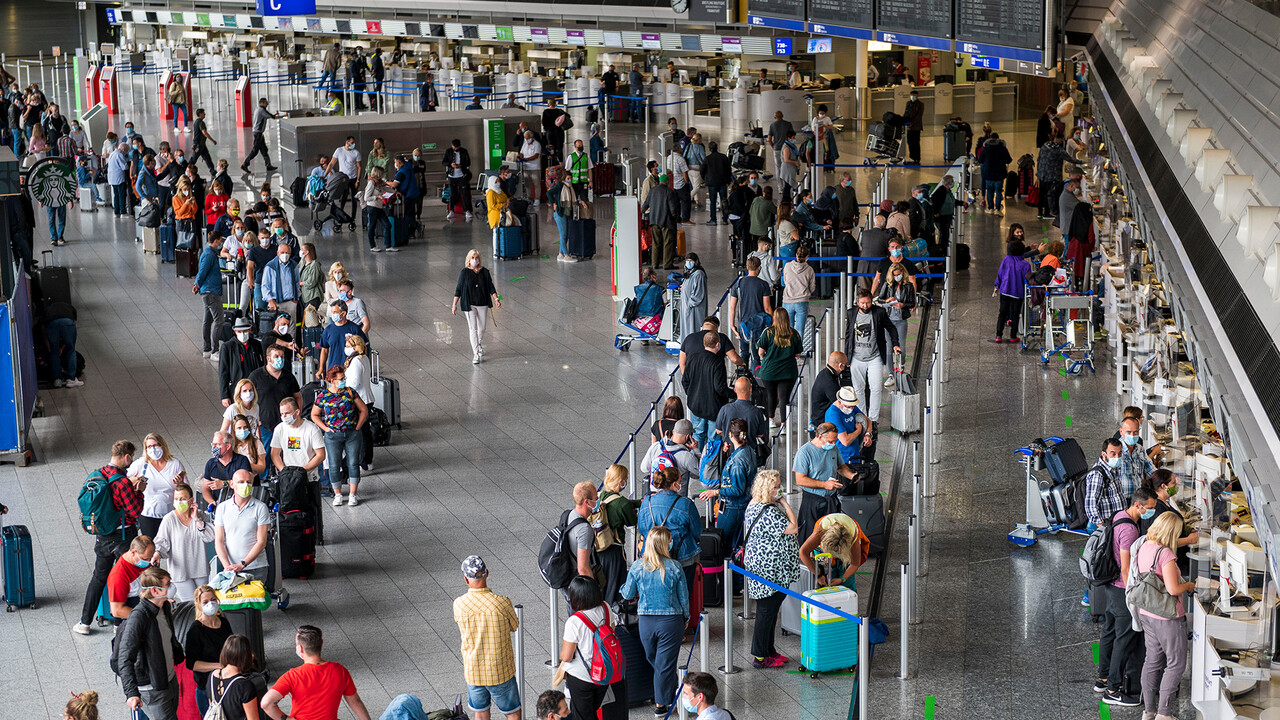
[1124,544,1179,618]
[623,283,655,323]
[731,504,770,566]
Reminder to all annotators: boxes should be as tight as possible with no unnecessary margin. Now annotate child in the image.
[75,155,103,205]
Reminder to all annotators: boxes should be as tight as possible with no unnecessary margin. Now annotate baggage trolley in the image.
[1008,436,1091,546]
[1039,289,1096,375]
[615,283,679,354]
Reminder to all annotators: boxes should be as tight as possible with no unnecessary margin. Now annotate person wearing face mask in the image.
[317,300,368,376]
[334,280,370,334]
[1035,134,1078,221]
[297,243,324,321]
[929,175,958,249]
[323,261,350,311]
[240,97,281,175]
[182,584,232,716]
[343,336,375,471]
[171,176,199,258]
[107,141,132,218]
[231,414,268,476]
[222,377,263,438]
[214,469,272,579]
[105,535,157,621]
[901,90,924,165]
[843,290,901,424]
[778,129,802,202]
[833,171,860,229]
[204,180,228,234]
[871,237,918,295]
[261,315,302,374]
[214,157,234,201]
[327,136,363,224]
[74,440,145,635]
[1138,468,1198,560]
[67,120,88,152]
[270,397,327,483]
[741,469,800,668]
[199,431,252,510]
[243,227,277,315]
[312,365,368,506]
[452,249,501,364]
[875,261,915,377]
[1095,486,1157,707]
[260,242,299,326]
[792,423,858,535]
[992,241,1033,344]
[1115,417,1155,502]
[677,253,707,343]
[218,319,265,406]
[907,183,934,245]
[566,139,593,201]
[809,351,851,429]
[114,567,184,720]
[747,184,776,248]
[823,386,870,466]
[153,485,214,604]
[1084,438,1127,533]
[128,433,188,539]
[212,196,238,240]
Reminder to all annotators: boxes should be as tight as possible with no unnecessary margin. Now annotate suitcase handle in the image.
[371,349,380,380]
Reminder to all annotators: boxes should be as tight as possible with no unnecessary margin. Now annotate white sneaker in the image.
[65,379,85,388]
[447,211,455,220]
[557,254,567,262]
[472,353,481,364]
[564,256,579,263]
[332,494,345,506]
[386,247,400,252]
[477,345,484,356]
[72,622,92,635]
[202,350,212,358]
[370,247,382,253]
[465,212,473,221]
[883,376,896,388]
[347,495,360,506]
[53,379,65,388]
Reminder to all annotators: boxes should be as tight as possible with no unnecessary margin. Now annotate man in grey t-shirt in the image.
[765,111,794,178]
[241,98,281,175]
[561,482,599,602]
[844,289,900,424]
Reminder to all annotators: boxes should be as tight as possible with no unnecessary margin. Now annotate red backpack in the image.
[573,605,626,685]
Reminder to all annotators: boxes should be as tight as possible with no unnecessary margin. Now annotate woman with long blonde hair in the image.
[618,524,689,717]
[1134,512,1195,719]
[220,378,260,439]
[756,307,803,426]
[451,249,502,364]
[128,432,187,539]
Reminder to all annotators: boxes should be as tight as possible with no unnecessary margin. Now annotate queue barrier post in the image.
[898,563,913,679]
[699,611,710,671]
[858,612,870,720]
[546,587,559,676]
[718,559,740,674]
[514,604,527,710]
[677,666,689,720]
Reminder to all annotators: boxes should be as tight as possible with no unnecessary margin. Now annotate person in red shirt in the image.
[262,625,372,720]
[75,440,145,635]
[106,535,156,621]
[204,179,230,232]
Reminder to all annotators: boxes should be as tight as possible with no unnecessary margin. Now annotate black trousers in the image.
[564,674,628,720]
[750,590,785,657]
[797,492,839,541]
[1098,583,1145,694]
[996,295,1023,339]
[191,143,215,175]
[80,528,137,625]
[707,184,728,222]
[595,544,627,605]
[906,128,922,162]
[935,215,953,249]
[243,131,272,169]
[1039,179,1061,217]
[760,377,796,423]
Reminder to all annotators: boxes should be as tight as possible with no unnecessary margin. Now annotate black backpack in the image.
[274,466,314,514]
[538,509,589,589]
[368,407,392,446]
[1080,515,1135,585]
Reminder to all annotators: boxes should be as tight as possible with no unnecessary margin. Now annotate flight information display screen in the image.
[808,0,873,31]
[955,0,1045,50]
[748,0,806,21]
[875,0,953,40]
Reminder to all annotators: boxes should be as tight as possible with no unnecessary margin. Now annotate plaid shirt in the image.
[56,134,75,159]
[453,588,519,687]
[1084,460,1124,528]
[1117,444,1154,503]
[104,466,143,528]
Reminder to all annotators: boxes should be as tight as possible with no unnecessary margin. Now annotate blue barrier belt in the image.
[726,562,863,625]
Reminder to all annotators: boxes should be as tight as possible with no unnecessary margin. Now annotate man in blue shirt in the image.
[192,234,225,357]
[317,300,368,377]
[260,243,299,325]
[107,143,131,217]
[824,386,869,464]
[793,423,857,534]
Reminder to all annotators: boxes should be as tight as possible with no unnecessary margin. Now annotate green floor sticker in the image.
[1065,416,1073,428]
[924,696,936,720]
[1059,368,1068,377]
[540,254,550,259]
[510,276,526,282]
[1092,642,1099,664]
[1099,700,1111,720]
[1063,390,1070,400]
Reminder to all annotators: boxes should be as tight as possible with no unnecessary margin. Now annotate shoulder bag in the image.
[1125,543,1179,618]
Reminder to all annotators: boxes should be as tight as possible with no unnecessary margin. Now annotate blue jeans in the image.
[690,414,715,450]
[782,301,809,335]
[324,429,362,490]
[46,205,66,241]
[46,318,77,381]
[553,211,568,254]
[364,207,388,248]
[10,131,20,156]
[112,183,130,215]
[195,686,209,717]
[172,102,188,128]
[466,676,521,715]
[984,180,1003,211]
[317,70,335,90]
[260,424,275,455]
[639,614,686,708]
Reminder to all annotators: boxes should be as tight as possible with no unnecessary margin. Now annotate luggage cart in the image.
[1008,436,1091,546]
[1039,289,1096,374]
[615,283,679,354]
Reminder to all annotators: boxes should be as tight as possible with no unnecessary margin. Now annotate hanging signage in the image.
[641,33,662,49]
[689,0,729,22]
[774,38,793,55]
[495,26,514,41]
[721,37,742,53]
[531,28,549,43]
[254,0,316,16]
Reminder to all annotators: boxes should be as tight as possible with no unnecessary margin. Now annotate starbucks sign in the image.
[27,157,76,208]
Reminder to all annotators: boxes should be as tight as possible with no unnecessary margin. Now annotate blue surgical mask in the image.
[338,292,350,301]
[890,249,903,258]
[1122,434,1139,447]
[1141,508,1156,520]
[133,559,151,569]
[235,428,250,440]
[126,128,135,137]
[336,380,347,389]
[685,260,694,270]
[821,442,836,451]
[682,698,699,714]
[271,357,285,370]
[1106,456,1121,469]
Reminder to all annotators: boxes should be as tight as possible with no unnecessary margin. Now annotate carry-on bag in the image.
[2,521,36,611]
[800,586,860,672]
[79,186,97,212]
[840,494,886,556]
[38,250,71,304]
[890,353,921,432]
[175,246,199,278]
[221,607,266,671]
[686,564,703,632]
[369,350,401,428]
[615,623,655,706]
[497,225,523,260]
[278,509,317,579]
[780,565,817,636]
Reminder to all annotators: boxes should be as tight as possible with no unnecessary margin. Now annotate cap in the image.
[837,386,859,405]
[233,317,253,331]
[461,555,488,579]
[673,419,694,436]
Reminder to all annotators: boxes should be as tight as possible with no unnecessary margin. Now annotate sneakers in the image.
[465,212,473,221]
[472,353,481,364]
[370,247,382,253]
[347,495,360,507]
[333,494,345,506]
[564,256,579,263]
[53,379,65,388]
[1093,679,1109,693]
[653,706,669,717]
[704,220,717,225]
[386,247,400,252]
[447,211,456,220]
[883,376,896,388]
[752,655,786,668]
[990,338,1003,344]
[477,345,484,356]
[65,379,85,388]
[1102,690,1140,707]
[769,652,789,664]
[557,254,568,262]
[72,622,91,636]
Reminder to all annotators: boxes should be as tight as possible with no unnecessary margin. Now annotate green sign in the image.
[483,119,505,171]
[495,26,514,41]
[421,143,438,150]
[28,158,75,208]
[197,13,211,25]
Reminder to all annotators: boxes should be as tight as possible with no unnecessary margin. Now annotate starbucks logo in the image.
[28,157,76,208]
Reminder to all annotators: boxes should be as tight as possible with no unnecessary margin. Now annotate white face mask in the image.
[235,332,250,343]
[147,446,163,460]
[240,391,255,404]
[344,346,355,357]
[280,414,295,425]
[201,601,220,616]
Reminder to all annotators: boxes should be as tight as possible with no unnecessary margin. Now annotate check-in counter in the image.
[869,82,1019,125]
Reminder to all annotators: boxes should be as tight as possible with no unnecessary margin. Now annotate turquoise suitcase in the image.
[799,586,859,673]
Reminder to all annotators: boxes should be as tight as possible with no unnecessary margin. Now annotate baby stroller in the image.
[311,171,356,232]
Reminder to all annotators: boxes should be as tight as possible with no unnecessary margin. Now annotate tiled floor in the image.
[0,76,1194,719]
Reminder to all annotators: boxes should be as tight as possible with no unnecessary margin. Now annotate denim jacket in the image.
[721,446,756,508]
[619,557,689,618]
[638,490,702,564]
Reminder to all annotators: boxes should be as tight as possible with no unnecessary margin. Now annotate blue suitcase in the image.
[497,226,523,260]
[389,215,410,247]
[96,588,117,626]
[799,586,859,673]
[567,218,596,259]
[2,524,36,611]
[159,222,177,257]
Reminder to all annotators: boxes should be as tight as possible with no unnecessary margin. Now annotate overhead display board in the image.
[954,0,1047,62]
[874,0,953,49]
[807,0,874,39]
[748,0,807,31]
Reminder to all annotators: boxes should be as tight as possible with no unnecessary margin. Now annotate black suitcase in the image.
[38,250,71,304]
[290,176,308,207]
[222,608,266,671]
[278,508,317,579]
[567,218,596,259]
[955,242,971,271]
[388,215,409,247]
[1005,171,1019,197]
[840,494,887,556]
[176,246,199,278]
[615,624,654,706]
[943,126,968,162]
[257,309,277,337]
[699,528,725,607]
[838,461,880,496]
[1044,438,1089,484]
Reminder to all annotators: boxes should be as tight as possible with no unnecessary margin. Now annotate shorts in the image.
[467,676,521,714]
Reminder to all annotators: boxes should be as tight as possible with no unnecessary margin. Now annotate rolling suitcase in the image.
[686,564,703,632]
[1043,438,1089,484]
[591,163,616,196]
[175,246,199,278]
[780,566,816,636]
[139,223,160,254]
[158,222,176,257]
[2,522,35,611]
[95,588,115,626]
[616,623,655,706]
[497,225,523,260]
[700,529,725,607]
[96,182,111,208]
[278,508,317,579]
[388,215,409,247]
[942,126,968,163]
[839,494,886,556]
[676,229,687,256]
[222,270,242,321]
[956,242,971,271]
[890,355,921,433]
[38,250,71,304]
[79,186,97,212]
[519,213,540,255]
[566,218,596,259]
[369,350,401,429]
[221,608,266,671]
[799,586,860,672]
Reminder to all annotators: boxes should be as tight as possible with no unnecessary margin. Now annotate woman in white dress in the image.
[1055,87,1076,139]
[129,433,187,539]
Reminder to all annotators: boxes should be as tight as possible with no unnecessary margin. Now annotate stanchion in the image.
[898,563,913,678]
[514,604,527,709]
[910,509,924,579]
[699,611,710,671]
[546,587,559,675]
[678,666,689,720]
[912,440,921,483]
[857,615,870,720]
[718,559,740,674]
[783,418,793,494]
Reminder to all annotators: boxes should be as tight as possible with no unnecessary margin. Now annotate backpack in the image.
[205,675,244,720]
[699,434,729,484]
[273,466,313,514]
[589,493,625,552]
[652,441,682,475]
[79,468,122,536]
[1080,515,1135,585]
[538,509,589,589]
[573,605,625,685]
